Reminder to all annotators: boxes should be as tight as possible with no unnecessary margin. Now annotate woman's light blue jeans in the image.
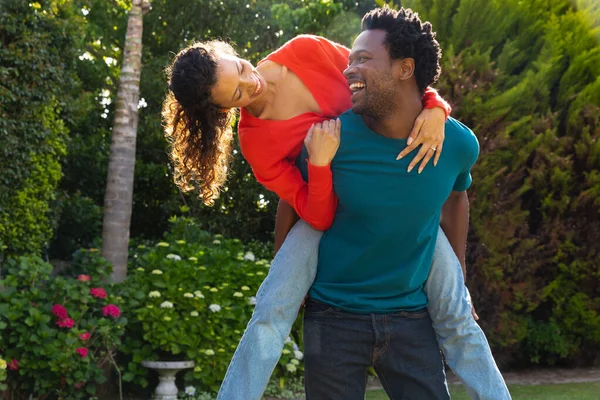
[217,221,511,400]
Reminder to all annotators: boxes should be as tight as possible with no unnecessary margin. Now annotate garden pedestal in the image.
[141,360,194,400]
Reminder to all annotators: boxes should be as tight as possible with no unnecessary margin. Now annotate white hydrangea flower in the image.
[184,293,194,298]
[285,336,292,344]
[166,253,181,261]
[157,242,169,247]
[209,304,221,313]
[286,363,297,373]
[291,359,300,365]
[151,269,163,275]
[185,386,196,396]
[176,240,186,245]
[205,349,215,356]
[294,350,304,360]
[194,291,204,299]
[212,239,221,245]
[210,287,218,292]
[249,296,257,306]
[233,292,243,298]
[190,311,199,317]
[148,291,161,298]
[241,286,250,291]
[188,256,198,261]
[255,259,271,268]
[243,251,255,261]
[282,349,291,355]
[160,301,174,309]
[136,267,144,272]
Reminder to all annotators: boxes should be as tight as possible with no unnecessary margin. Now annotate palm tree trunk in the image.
[102,0,150,283]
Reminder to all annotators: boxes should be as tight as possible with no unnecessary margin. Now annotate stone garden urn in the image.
[142,360,195,400]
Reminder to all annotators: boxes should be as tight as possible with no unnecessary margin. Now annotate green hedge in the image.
[404,0,600,366]
[0,1,85,259]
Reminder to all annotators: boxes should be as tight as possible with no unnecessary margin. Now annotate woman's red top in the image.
[238,35,451,230]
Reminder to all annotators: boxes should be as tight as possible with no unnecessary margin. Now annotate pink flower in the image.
[75,382,83,389]
[76,348,88,358]
[56,318,75,328]
[89,288,107,299]
[7,359,19,371]
[51,304,68,319]
[77,275,91,282]
[79,332,91,341]
[102,304,121,318]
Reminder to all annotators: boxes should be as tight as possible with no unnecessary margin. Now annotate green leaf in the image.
[122,372,136,382]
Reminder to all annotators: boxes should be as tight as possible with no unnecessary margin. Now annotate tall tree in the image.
[102,0,151,282]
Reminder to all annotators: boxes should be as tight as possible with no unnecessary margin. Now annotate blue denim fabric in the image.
[425,231,510,399]
[303,299,450,400]
[217,221,510,400]
[217,220,322,400]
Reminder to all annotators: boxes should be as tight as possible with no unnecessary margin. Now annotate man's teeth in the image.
[350,82,365,91]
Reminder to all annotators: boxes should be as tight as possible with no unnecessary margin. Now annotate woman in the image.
[163,35,509,400]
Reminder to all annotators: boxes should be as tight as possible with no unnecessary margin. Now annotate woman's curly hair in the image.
[162,40,237,205]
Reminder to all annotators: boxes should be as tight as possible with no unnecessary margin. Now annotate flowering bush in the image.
[0,252,126,399]
[119,216,303,393]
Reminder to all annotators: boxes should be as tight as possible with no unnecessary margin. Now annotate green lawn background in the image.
[366,382,600,400]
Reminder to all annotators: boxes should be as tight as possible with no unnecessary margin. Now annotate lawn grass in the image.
[366,381,600,400]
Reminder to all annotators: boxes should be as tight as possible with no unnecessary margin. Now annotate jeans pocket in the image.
[304,298,333,315]
[390,308,429,319]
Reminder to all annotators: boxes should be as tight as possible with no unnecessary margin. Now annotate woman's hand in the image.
[304,118,341,167]
[396,107,446,173]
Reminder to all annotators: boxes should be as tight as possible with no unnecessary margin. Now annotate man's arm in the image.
[440,190,470,280]
[274,199,300,255]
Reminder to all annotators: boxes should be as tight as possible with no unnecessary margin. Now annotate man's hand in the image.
[305,119,341,167]
[472,304,479,321]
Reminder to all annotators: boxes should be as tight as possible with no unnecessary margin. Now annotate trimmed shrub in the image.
[0,0,85,259]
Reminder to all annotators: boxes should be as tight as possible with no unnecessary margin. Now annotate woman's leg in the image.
[217,220,323,400]
[426,227,511,400]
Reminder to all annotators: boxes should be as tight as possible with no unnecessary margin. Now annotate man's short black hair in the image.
[362,6,441,93]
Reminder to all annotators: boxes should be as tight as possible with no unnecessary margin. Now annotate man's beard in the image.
[352,82,397,120]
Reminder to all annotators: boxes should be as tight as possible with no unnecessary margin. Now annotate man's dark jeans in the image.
[303,298,450,400]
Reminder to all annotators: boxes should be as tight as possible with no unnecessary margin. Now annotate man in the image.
[301,7,482,399]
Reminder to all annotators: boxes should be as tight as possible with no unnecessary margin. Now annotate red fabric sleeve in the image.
[239,35,353,230]
[422,87,451,118]
[246,149,338,231]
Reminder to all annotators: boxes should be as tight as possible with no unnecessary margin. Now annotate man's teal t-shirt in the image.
[299,109,479,313]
